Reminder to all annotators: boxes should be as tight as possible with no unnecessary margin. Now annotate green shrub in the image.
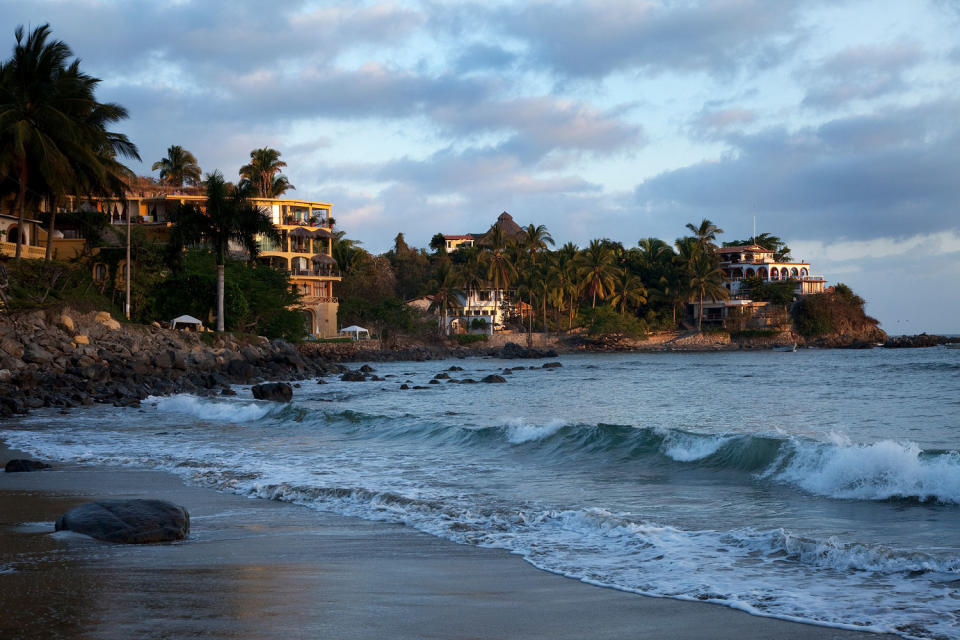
[455,333,488,344]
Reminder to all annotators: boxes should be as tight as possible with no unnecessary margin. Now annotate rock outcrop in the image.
[4,459,51,472]
[55,499,190,544]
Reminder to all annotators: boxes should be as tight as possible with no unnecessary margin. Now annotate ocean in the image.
[3,347,959,639]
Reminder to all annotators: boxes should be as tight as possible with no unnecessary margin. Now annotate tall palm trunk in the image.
[217,263,225,332]
[44,195,59,262]
[697,290,703,332]
[14,159,28,259]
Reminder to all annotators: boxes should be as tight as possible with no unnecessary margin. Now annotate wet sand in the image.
[0,443,898,640]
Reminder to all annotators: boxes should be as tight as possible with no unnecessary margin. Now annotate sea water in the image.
[3,348,960,639]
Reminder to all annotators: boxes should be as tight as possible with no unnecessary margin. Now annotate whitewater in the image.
[3,347,959,639]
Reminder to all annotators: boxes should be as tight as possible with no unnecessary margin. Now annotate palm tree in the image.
[168,171,279,331]
[685,218,724,252]
[0,24,139,259]
[520,223,554,266]
[576,239,618,308]
[239,147,294,197]
[152,145,201,187]
[427,262,463,335]
[609,270,647,316]
[679,243,728,332]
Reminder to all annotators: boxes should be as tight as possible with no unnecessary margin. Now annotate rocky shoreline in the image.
[0,307,950,420]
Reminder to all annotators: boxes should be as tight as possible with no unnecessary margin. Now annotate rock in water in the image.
[251,382,293,402]
[4,459,51,472]
[55,499,190,543]
[481,374,507,383]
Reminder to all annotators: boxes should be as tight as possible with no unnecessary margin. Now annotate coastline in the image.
[0,440,900,640]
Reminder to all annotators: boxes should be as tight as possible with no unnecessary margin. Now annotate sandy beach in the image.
[0,441,901,640]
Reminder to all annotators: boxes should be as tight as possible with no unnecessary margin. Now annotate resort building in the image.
[441,211,525,253]
[2,183,341,337]
[441,235,475,252]
[692,244,826,327]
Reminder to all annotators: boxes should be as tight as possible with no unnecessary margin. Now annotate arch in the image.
[746,268,755,277]
[800,268,808,277]
[301,309,315,335]
[758,267,768,280]
[6,225,24,245]
[291,256,309,274]
[790,267,799,277]
[771,267,779,279]
[93,263,107,282]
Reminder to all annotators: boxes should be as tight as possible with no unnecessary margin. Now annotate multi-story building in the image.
[693,244,826,327]
[16,187,341,337]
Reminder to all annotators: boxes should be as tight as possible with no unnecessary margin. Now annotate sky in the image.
[4,0,960,333]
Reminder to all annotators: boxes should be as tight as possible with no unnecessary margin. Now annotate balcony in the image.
[289,267,341,279]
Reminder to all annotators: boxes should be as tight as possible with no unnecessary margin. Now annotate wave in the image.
[151,395,275,423]
[281,407,960,505]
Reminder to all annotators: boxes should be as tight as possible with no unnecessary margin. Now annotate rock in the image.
[542,362,562,368]
[0,369,10,382]
[498,342,558,359]
[5,459,51,473]
[251,382,293,402]
[447,366,464,371]
[73,335,90,346]
[433,372,450,379]
[359,364,376,373]
[0,338,24,359]
[461,378,477,384]
[341,370,366,382]
[58,314,75,333]
[429,379,440,384]
[22,343,54,364]
[481,374,507,383]
[221,387,237,396]
[94,311,113,323]
[316,379,328,384]
[226,359,255,381]
[55,499,190,544]
[400,384,409,390]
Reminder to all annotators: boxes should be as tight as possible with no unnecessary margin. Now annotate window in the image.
[93,264,107,282]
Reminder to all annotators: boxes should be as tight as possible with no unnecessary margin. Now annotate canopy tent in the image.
[338,325,370,340]
[311,253,337,265]
[170,314,203,331]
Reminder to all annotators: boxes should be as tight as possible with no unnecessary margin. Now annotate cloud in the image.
[635,100,960,241]
[690,107,757,139]
[487,0,809,78]
[800,42,925,109]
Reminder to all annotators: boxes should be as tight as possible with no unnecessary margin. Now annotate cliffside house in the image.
[692,244,826,327]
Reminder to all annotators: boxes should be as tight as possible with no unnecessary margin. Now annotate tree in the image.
[239,147,294,197]
[168,171,279,331]
[427,261,463,335]
[724,232,792,262]
[681,244,728,331]
[152,145,201,187]
[609,269,647,316]
[685,218,724,252]
[576,239,618,308]
[520,223,554,266]
[0,24,139,259]
[429,232,447,254]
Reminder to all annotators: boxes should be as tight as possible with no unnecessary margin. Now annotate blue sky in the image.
[5,0,960,332]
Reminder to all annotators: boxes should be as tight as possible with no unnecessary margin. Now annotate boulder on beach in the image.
[251,382,293,402]
[55,499,190,544]
[4,459,51,473]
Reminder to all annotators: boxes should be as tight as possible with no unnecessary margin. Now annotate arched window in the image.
[93,263,107,282]
[746,268,755,277]
[791,268,799,277]
[758,268,768,279]
[292,257,309,273]
[771,267,779,279]
[801,268,808,277]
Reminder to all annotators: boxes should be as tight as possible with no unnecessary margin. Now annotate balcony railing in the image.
[301,295,338,304]
[289,268,341,278]
[0,242,45,259]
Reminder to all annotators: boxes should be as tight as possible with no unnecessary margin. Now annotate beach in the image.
[1,440,900,640]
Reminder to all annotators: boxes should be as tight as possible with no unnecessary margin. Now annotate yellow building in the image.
[55,189,341,337]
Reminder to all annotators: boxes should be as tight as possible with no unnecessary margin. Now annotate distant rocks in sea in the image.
[495,342,558,359]
[883,334,960,349]
[55,499,190,544]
